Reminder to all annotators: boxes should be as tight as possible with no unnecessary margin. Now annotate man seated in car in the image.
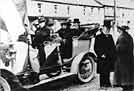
[71,18,84,37]
[57,21,73,59]
[32,17,54,68]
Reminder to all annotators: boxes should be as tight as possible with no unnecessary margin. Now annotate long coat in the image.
[94,33,116,74]
[114,31,134,86]
[57,28,73,59]
[32,26,51,67]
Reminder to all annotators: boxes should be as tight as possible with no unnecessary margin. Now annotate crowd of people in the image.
[30,16,134,91]
[31,17,83,65]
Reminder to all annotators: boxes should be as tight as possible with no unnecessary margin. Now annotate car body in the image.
[0,23,99,91]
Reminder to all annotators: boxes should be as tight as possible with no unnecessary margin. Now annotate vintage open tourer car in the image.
[0,23,99,91]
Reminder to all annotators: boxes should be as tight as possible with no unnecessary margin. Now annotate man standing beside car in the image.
[94,25,116,88]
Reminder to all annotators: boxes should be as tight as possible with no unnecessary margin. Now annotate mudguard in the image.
[71,51,96,74]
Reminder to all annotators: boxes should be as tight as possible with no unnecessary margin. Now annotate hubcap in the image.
[0,84,4,91]
[79,59,93,79]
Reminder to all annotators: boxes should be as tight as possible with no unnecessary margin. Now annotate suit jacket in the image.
[94,32,116,73]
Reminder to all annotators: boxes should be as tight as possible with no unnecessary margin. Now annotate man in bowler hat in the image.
[94,25,116,88]
[72,18,83,36]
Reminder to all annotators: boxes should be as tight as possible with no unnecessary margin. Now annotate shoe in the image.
[113,85,121,87]
[104,84,112,87]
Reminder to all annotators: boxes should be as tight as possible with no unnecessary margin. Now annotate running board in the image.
[23,73,74,89]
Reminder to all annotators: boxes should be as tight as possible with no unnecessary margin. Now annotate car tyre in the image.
[77,56,95,83]
[0,76,11,91]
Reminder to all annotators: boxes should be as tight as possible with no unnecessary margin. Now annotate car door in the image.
[72,28,91,57]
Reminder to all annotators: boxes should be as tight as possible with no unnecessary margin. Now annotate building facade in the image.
[97,0,134,27]
[27,0,134,30]
[27,0,104,25]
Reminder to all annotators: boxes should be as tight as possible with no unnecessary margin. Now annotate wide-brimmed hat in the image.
[61,21,67,26]
[61,21,71,26]
[73,18,80,23]
[117,25,129,31]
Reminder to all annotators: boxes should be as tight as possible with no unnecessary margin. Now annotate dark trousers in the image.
[100,72,111,87]
[38,45,46,67]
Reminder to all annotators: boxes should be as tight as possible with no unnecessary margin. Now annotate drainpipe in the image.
[113,0,118,43]
[114,0,117,25]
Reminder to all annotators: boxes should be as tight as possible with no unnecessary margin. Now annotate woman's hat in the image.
[73,18,80,23]
[61,21,67,26]
[45,18,54,26]
[117,25,129,31]
[61,21,71,26]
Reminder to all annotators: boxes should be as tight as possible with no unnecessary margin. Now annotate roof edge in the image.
[33,0,103,7]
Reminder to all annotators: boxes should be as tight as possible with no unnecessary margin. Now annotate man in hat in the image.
[57,21,73,59]
[114,25,134,91]
[72,18,80,28]
[32,18,54,68]
[59,22,67,30]
[72,18,83,36]
[94,25,116,88]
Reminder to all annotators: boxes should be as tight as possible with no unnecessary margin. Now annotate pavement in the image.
[13,74,123,91]
[61,74,123,91]
[64,87,123,91]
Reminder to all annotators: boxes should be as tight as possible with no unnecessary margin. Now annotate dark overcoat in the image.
[58,28,73,59]
[32,26,51,66]
[32,26,51,48]
[114,31,134,86]
[94,33,116,74]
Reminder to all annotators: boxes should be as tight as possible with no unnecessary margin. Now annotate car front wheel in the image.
[77,56,95,83]
[0,76,11,91]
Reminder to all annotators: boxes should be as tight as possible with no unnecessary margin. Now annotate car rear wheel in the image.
[0,76,11,91]
[77,56,95,83]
